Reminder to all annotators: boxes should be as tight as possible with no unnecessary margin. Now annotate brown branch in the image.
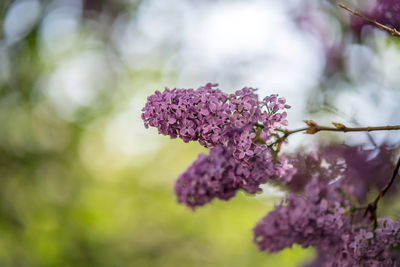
[321,104,378,148]
[379,156,400,198]
[364,156,400,227]
[337,3,400,37]
[256,120,400,158]
[268,121,400,152]
[284,122,400,139]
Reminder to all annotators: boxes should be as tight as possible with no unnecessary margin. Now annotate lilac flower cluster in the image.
[312,216,400,266]
[143,83,293,208]
[336,217,400,266]
[287,144,395,202]
[142,83,290,164]
[175,146,294,209]
[254,178,350,252]
[254,176,400,266]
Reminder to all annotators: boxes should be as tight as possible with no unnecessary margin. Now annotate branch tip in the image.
[337,3,400,37]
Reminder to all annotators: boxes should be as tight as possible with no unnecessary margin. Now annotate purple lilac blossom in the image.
[284,144,400,266]
[141,83,290,164]
[321,217,400,266]
[175,145,294,209]
[322,144,395,201]
[143,83,295,208]
[255,175,400,266]
[286,144,395,202]
[254,178,350,252]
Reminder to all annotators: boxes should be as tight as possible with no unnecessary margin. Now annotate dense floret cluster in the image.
[254,178,350,253]
[175,146,294,208]
[254,178,400,266]
[143,83,294,208]
[142,83,290,164]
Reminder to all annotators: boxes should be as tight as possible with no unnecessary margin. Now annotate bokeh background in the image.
[0,0,399,266]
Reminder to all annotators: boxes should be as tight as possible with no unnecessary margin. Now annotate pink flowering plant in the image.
[142,4,400,267]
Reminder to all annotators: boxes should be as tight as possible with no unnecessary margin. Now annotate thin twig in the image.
[364,156,400,228]
[322,104,378,148]
[378,156,400,198]
[338,3,400,37]
[283,123,400,140]
[256,122,400,151]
